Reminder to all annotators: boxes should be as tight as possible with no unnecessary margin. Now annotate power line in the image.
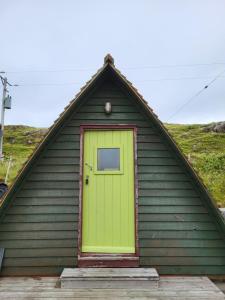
[17,81,82,87]
[135,75,225,83]
[124,62,225,70]
[166,68,225,121]
[2,68,95,74]
[2,62,225,74]
[14,75,225,87]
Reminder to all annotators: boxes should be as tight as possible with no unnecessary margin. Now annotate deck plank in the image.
[0,276,224,299]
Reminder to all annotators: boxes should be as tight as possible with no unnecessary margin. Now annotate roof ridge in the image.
[104,53,114,65]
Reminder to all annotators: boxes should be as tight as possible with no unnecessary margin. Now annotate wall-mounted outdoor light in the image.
[104,102,112,115]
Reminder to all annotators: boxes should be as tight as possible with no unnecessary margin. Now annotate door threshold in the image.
[78,255,139,267]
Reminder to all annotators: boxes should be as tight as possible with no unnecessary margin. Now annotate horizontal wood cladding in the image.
[2,257,76,267]
[140,257,225,265]
[23,181,79,189]
[0,231,77,240]
[13,197,79,206]
[139,230,220,239]
[0,239,77,248]
[139,222,217,230]
[6,206,78,214]
[139,197,202,206]
[4,248,76,258]
[139,213,213,222]
[140,248,225,256]
[140,239,225,248]
[14,190,78,198]
[0,80,225,276]
[139,206,207,214]
[0,222,78,231]
[2,214,77,223]
[0,267,66,276]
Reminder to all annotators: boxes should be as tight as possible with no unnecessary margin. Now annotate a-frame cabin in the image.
[0,55,225,276]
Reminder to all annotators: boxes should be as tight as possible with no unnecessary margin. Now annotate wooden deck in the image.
[0,276,224,299]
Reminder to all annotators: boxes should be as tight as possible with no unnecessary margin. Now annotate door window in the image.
[97,148,120,171]
[94,146,123,174]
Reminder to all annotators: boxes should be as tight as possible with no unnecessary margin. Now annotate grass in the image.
[0,123,225,206]
[0,126,47,185]
[166,124,225,207]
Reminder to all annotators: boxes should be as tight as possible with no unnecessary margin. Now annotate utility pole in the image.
[0,74,16,161]
[0,77,7,160]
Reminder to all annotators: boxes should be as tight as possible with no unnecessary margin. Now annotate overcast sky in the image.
[1,0,225,127]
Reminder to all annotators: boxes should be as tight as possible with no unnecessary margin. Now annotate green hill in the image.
[0,126,48,186]
[0,124,225,206]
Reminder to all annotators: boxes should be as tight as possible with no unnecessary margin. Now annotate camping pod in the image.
[0,55,225,276]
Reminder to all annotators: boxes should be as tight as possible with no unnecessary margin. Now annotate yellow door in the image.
[81,130,135,254]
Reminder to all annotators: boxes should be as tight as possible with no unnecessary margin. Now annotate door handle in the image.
[85,175,89,185]
[85,162,93,171]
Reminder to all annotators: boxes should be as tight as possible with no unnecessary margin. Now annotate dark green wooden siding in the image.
[0,80,225,276]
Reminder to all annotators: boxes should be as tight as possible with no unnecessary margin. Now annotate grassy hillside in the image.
[0,126,48,185]
[166,124,225,207]
[0,124,225,206]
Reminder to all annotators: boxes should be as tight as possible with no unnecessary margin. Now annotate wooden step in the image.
[60,268,159,289]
